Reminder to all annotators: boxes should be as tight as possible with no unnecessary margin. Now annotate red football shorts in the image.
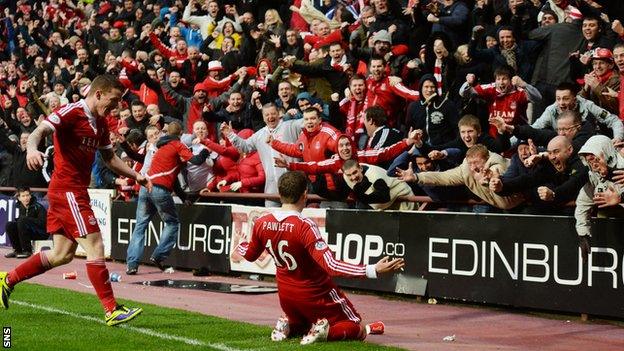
[279,287,361,333]
[47,190,100,239]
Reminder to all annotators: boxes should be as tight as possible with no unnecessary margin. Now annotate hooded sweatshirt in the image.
[407,74,459,147]
[574,135,624,237]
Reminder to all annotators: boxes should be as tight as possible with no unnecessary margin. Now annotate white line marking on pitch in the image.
[13,300,245,351]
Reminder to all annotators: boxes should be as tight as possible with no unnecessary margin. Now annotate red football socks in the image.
[7,252,52,287]
[86,259,117,313]
[328,321,366,341]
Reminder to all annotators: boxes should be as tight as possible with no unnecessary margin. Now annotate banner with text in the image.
[110,201,232,273]
[0,194,19,247]
[326,209,426,295]
[398,212,624,319]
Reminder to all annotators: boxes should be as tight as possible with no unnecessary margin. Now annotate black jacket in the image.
[0,128,47,188]
[17,196,47,229]
[512,120,594,155]
[407,75,459,147]
[500,155,589,206]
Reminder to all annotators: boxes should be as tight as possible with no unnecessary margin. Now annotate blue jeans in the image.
[126,186,180,269]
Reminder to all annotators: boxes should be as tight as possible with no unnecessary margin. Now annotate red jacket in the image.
[363,76,407,127]
[271,123,339,162]
[271,122,340,190]
[289,139,410,174]
[202,138,239,191]
[149,33,188,67]
[203,75,235,98]
[148,137,194,191]
[120,60,160,105]
[221,152,265,193]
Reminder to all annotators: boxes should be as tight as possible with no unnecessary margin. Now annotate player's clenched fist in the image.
[26,148,45,170]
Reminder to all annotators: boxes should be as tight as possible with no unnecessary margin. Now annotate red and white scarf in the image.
[434,58,443,96]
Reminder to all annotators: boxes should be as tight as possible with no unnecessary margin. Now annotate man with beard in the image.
[531,82,623,141]
[490,136,588,214]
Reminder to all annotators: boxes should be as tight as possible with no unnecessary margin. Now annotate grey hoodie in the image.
[574,135,624,237]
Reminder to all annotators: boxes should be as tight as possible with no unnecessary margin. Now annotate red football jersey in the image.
[239,210,370,297]
[43,100,112,190]
[474,84,529,136]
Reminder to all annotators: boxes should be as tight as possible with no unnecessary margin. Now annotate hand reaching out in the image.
[374,256,405,274]
[220,121,233,137]
[274,156,289,168]
[593,186,621,207]
[396,162,417,182]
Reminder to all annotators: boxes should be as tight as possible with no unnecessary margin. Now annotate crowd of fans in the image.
[0,0,624,229]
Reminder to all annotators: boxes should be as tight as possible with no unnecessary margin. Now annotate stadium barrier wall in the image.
[110,201,232,273]
[108,201,624,319]
[0,194,19,246]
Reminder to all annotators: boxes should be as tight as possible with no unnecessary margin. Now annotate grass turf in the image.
[1,283,405,351]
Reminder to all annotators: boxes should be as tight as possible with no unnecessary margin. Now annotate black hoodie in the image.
[406,74,459,147]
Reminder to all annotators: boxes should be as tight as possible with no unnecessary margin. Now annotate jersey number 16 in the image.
[266,239,298,271]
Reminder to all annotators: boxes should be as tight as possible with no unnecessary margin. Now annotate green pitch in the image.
[1,283,405,351]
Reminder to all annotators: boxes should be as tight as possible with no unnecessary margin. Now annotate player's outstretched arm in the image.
[374,256,405,275]
[26,123,54,170]
[100,148,153,192]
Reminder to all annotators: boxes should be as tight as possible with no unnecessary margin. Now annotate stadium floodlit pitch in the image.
[2,283,405,351]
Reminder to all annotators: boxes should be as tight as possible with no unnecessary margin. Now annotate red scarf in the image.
[619,72,624,121]
[597,70,614,85]
[434,59,443,96]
